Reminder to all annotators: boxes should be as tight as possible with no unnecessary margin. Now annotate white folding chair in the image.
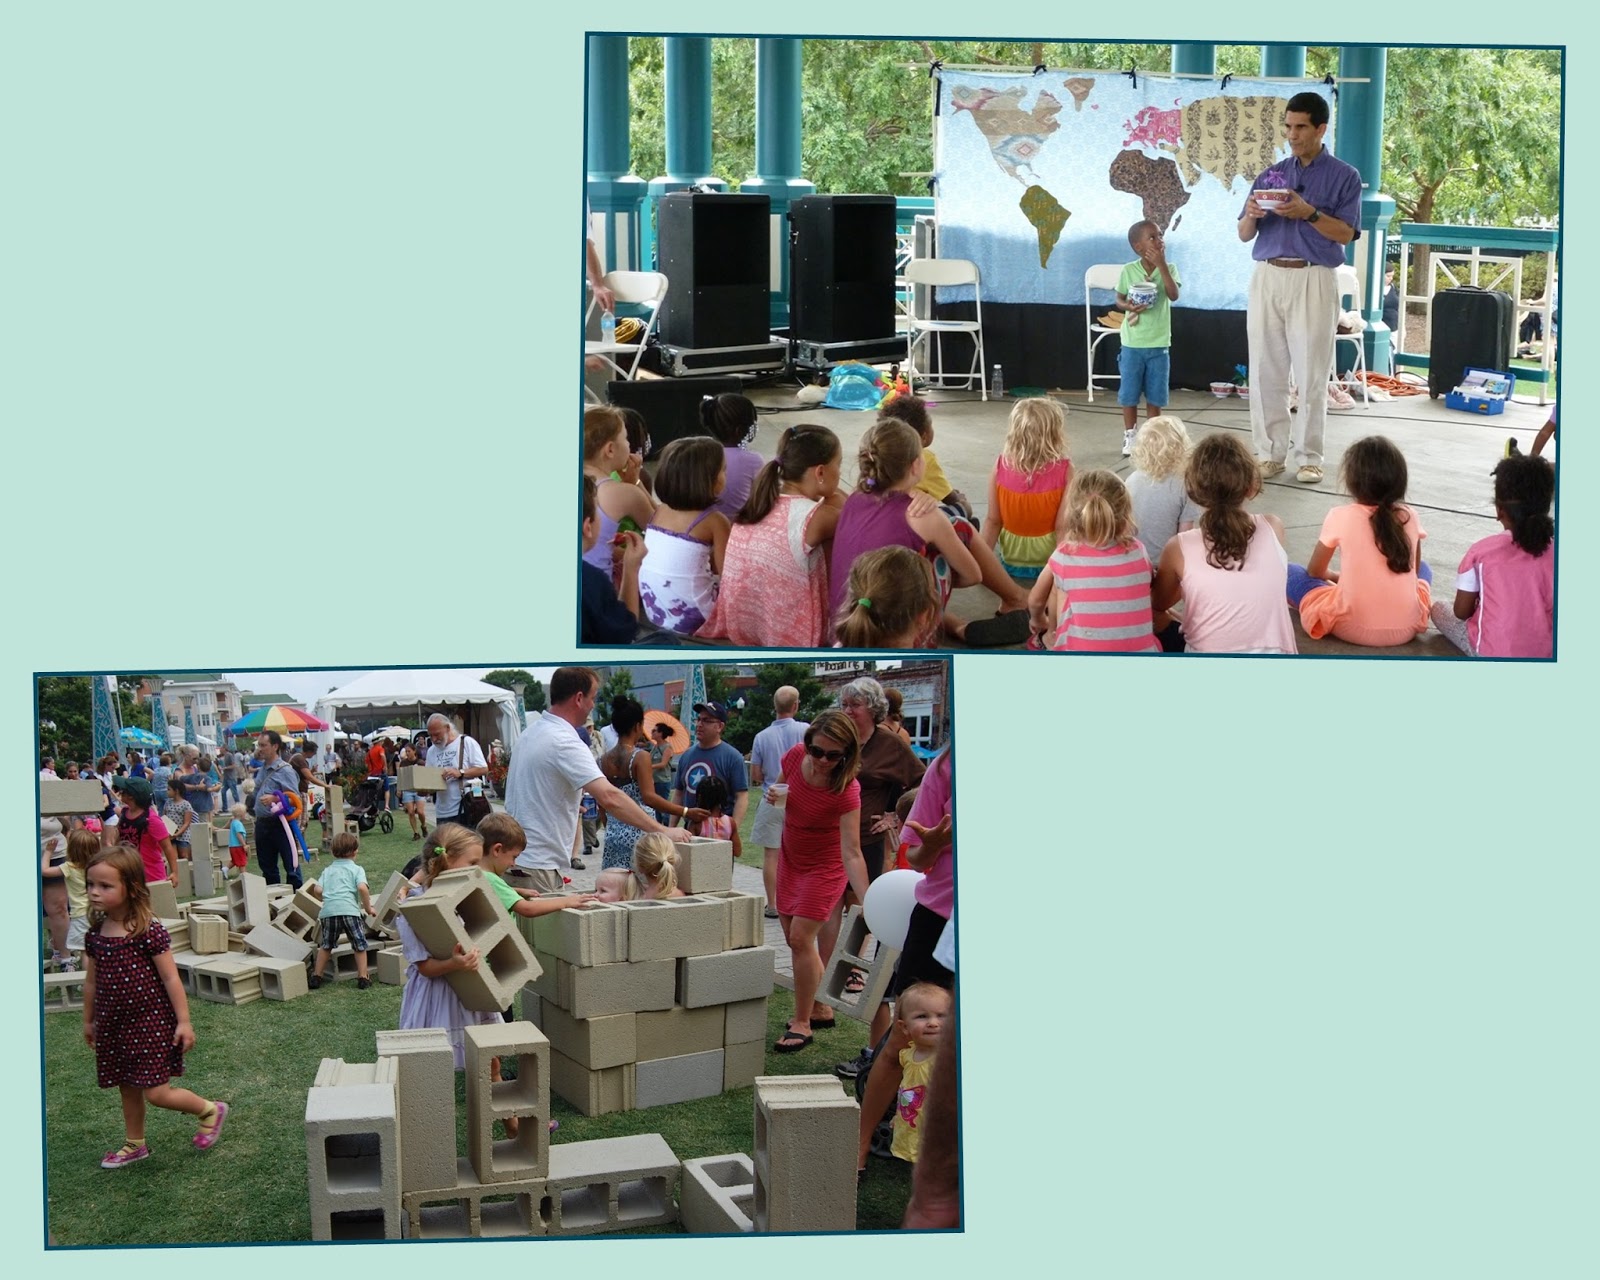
[1330,263,1370,407]
[903,258,987,400]
[1084,264,1124,402]
[584,270,668,404]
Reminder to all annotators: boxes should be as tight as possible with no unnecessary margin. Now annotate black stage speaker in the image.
[606,376,742,459]
[789,195,897,343]
[657,193,771,349]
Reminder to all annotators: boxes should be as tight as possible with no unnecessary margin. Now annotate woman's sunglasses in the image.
[806,744,845,762]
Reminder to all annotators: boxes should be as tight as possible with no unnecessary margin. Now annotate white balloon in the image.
[862,869,922,951]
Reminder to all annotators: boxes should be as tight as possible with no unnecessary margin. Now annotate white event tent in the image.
[310,670,521,755]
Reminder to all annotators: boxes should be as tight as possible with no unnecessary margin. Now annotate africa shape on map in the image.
[952,82,1287,267]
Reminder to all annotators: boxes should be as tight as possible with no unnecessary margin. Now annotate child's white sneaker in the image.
[1122,428,1137,457]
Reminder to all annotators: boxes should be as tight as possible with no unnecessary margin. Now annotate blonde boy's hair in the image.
[1000,396,1069,476]
[1129,415,1191,482]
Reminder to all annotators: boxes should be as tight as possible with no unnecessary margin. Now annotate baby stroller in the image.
[346,776,395,834]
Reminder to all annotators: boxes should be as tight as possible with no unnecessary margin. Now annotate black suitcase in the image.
[1429,285,1515,398]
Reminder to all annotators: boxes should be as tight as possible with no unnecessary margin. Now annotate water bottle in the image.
[600,308,616,343]
[990,364,1004,398]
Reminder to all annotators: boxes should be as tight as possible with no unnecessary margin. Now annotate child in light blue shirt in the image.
[308,833,373,989]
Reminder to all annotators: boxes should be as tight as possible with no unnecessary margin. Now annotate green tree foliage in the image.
[722,662,831,753]
[594,668,635,730]
[482,669,546,714]
[38,677,92,763]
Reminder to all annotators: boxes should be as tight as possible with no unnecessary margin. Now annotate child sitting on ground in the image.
[691,777,734,842]
[890,982,954,1164]
[477,814,597,919]
[982,396,1073,586]
[1430,453,1555,658]
[639,436,730,636]
[594,832,686,902]
[701,392,767,522]
[1028,469,1160,652]
[879,393,972,520]
[581,404,655,580]
[580,474,645,644]
[1287,436,1433,647]
[1128,416,1199,651]
[834,546,941,649]
[307,832,373,989]
[1151,432,1296,655]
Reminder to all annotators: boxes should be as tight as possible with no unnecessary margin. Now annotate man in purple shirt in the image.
[1237,91,1362,485]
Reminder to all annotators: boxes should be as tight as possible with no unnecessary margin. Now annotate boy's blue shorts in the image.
[1118,345,1171,409]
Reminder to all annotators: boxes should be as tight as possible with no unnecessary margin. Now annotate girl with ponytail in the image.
[699,423,843,647]
[1430,453,1555,657]
[700,393,768,522]
[1028,468,1160,652]
[834,546,940,649]
[1151,432,1297,654]
[1287,436,1433,647]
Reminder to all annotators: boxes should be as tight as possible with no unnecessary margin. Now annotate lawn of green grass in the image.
[41,815,911,1245]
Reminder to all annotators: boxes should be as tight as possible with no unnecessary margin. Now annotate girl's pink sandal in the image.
[194,1100,229,1150]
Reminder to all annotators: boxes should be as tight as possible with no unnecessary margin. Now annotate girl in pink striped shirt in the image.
[1028,469,1160,653]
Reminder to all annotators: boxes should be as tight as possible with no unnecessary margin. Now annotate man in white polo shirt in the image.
[504,666,690,892]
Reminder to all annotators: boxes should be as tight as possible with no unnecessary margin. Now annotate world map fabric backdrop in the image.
[932,71,1338,312]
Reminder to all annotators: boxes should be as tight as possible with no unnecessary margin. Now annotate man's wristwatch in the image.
[1307,208,1323,224]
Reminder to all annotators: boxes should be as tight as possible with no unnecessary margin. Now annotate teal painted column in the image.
[646,36,726,269]
[1261,44,1306,79]
[586,35,646,273]
[1171,44,1216,76]
[743,37,813,327]
[1339,45,1396,371]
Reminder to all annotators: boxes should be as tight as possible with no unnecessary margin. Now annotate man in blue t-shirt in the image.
[671,701,749,861]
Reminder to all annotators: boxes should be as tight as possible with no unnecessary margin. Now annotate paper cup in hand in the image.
[767,783,788,809]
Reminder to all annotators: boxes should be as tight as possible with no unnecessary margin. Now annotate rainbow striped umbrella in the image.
[226,705,330,736]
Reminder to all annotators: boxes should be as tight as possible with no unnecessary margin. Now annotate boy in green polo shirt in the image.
[477,814,596,920]
[1116,220,1182,456]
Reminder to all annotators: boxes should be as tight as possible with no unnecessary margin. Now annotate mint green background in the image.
[7,6,1589,1274]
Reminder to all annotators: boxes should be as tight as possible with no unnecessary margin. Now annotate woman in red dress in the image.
[773,709,870,1053]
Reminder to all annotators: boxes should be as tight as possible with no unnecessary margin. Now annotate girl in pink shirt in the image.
[1286,436,1432,647]
[1429,453,1555,657]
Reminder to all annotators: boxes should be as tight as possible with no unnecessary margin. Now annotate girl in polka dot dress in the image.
[83,846,229,1169]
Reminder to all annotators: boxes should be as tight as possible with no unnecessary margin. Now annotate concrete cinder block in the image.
[169,950,203,994]
[314,1056,398,1088]
[674,836,733,894]
[242,922,313,964]
[401,1157,551,1241]
[752,1076,859,1233]
[619,897,725,962]
[553,956,677,1021]
[193,954,262,1005]
[398,764,445,792]
[190,849,216,897]
[252,954,310,1001]
[158,917,190,954]
[635,1048,725,1109]
[272,900,319,944]
[368,871,410,936]
[723,1039,765,1092]
[538,1004,636,1071]
[188,914,229,954]
[464,1022,551,1184]
[186,895,229,915]
[42,971,87,1012]
[545,1134,679,1236]
[375,946,406,986]
[397,866,542,1013]
[323,784,345,834]
[519,985,542,1027]
[148,879,179,922]
[676,946,776,1010]
[679,1154,756,1235]
[548,1050,636,1117]
[374,1028,458,1196]
[324,943,362,982]
[816,905,898,1020]
[531,901,629,967]
[305,1081,402,1241]
[38,779,107,815]
[697,890,766,951]
[173,857,193,899]
[635,1004,723,1062]
[226,872,270,931]
[724,996,769,1047]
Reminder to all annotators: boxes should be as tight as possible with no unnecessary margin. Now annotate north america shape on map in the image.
[949,84,1071,267]
[1113,94,1289,232]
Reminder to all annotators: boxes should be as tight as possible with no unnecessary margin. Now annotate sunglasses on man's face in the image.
[806,744,845,762]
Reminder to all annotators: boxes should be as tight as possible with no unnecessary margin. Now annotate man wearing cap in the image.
[504,666,691,893]
[1238,90,1361,487]
[251,730,304,887]
[747,686,808,917]
[671,701,750,862]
